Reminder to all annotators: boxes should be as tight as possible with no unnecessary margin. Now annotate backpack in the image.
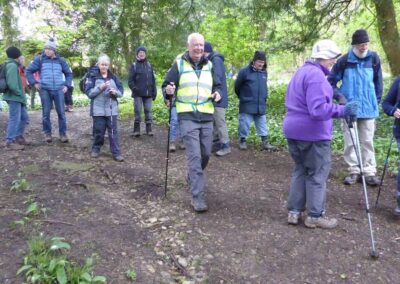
[335,51,380,77]
[0,62,9,93]
[79,72,89,93]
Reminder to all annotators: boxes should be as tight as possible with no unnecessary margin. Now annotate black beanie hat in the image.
[204,42,213,53]
[6,46,22,59]
[136,46,147,54]
[253,50,266,62]
[351,29,370,45]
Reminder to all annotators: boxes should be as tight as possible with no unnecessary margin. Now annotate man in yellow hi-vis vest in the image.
[162,33,222,212]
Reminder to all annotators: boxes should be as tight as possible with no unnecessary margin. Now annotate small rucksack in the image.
[79,73,88,93]
[0,62,9,93]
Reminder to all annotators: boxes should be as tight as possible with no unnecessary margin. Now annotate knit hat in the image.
[6,46,22,59]
[351,29,369,45]
[311,39,341,59]
[44,38,57,51]
[204,42,213,53]
[136,46,147,54]
[253,50,266,62]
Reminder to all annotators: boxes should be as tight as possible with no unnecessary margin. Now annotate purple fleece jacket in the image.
[283,60,345,141]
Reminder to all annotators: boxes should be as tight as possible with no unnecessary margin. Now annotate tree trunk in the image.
[0,0,19,47]
[374,0,400,76]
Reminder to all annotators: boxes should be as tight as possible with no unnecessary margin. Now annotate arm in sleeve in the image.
[211,66,222,95]
[6,63,23,96]
[26,56,41,85]
[382,77,400,116]
[86,78,103,99]
[234,69,245,97]
[128,64,136,92]
[114,76,124,97]
[61,60,73,87]
[327,62,343,96]
[151,66,157,99]
[373,55,383,103]
[161,61,180,100]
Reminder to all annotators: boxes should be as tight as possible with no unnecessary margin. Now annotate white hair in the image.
[187,33,204,45]
[97,54,110,65]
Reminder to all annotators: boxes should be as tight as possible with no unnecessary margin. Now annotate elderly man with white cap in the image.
[26,38,73,143]
[283,39,358,229]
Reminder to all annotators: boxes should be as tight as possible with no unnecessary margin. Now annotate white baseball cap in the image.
[311,39,341,59]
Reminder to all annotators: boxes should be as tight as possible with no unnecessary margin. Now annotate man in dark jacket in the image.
[162,33,221,212]
[26,39,73,143]
[235,51,276,151]
[128,46,157,137]
[204,42,231,156]
[3,46,28,150]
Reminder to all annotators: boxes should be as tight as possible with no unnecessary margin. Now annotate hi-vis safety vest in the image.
[176,57,214,114]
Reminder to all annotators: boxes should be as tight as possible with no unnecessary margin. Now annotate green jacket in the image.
[3,58,26,105]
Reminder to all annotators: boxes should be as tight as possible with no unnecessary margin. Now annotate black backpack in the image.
[0,62,9,93]
[79,72,88,93]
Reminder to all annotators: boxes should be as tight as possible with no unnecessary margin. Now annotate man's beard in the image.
[353,47,368,58]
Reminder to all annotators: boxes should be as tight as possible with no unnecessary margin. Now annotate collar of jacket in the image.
[347,48,372,63]
[182,51,209,68]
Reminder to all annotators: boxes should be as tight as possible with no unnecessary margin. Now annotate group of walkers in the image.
[2,29,400,223]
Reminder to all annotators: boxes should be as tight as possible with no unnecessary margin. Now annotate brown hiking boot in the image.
[16,136,30,145]
[6,141,25,150]
[44,134,52,143]
[305,216,338,229]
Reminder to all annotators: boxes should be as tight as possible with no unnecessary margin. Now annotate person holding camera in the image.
[85,54,124,162]
[283,40,358,229]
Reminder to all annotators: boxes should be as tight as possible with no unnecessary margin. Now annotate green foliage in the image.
[126,270,137,281]
[10,173,31,192]
[17,236,106,284]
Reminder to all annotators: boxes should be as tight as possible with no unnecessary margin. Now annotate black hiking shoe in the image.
[146,123,153,136]
[343,174,360,185]
[132,122,140,137]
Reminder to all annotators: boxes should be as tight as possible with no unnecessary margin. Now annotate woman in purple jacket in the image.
[283,40,358,229]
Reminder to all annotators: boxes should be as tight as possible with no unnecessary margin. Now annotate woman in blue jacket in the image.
[382,77,400,215]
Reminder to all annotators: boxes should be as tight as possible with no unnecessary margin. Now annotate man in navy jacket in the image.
[235,51,276,151]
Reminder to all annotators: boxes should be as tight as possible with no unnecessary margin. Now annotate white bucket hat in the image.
[311,39,341,60]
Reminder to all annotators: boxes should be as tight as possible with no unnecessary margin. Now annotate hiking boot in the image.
[178,140,186,150]
[365,176,380,186]
[239,140,247,150]
[132,122,140,137]
[16,136,29,145]
[191,197,208,212]
[169,142,176,152]
[216,143,231,157]
[262,140,277,151]
[212,142,221,153]
[44,134,52,143]
[90,151,100,158]
[113,155,124,162]
[394,205,400,216]
[343,174,360,185]
[287,212,301,225]
[60,135,69,143]
[146,123,153,136]
[67,105,73,112]
[6,141,25,150]
[305,216,338,229]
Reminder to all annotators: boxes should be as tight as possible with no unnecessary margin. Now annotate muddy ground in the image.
[1,107,400,283]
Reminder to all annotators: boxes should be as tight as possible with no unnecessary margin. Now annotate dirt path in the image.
[1,107,400,283]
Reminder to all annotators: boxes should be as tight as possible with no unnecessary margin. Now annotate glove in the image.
[344,101,358,121]
[333,92,347,105]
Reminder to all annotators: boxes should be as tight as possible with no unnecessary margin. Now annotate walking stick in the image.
[375,133,395,208]
[164,95,173,197]
[346,117,379,259]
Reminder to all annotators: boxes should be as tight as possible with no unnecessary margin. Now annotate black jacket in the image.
[128,59,157,99]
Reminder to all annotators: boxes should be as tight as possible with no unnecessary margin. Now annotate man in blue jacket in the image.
[204,42,231,156]
[328,29,383,186]
[26,39,73,143]
[128,46,157,137]
[235,51,276,151]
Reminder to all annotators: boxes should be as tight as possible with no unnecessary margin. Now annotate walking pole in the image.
[164,95,173,197]
[375,133,395,208]
[346,117,379,259]
[109,96,114,140]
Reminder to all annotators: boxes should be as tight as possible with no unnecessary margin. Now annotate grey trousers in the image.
[287,139,331,218]
[179,120,213,198]
[133,96,153,124]
[213,107,230,144]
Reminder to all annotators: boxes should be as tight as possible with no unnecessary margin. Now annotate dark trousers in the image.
[134,96,153,124]
[64,87,74,106]
[92,116,120,156]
